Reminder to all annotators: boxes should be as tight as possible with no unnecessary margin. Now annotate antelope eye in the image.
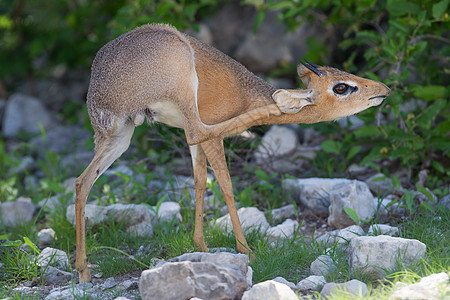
[333,83,349,94]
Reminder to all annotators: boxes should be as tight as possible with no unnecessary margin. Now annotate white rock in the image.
[320,279,368,298]
[283,178,351,214]
[66,203,155,237]
[170,252,249,278]
[272,276,296,290]
[316,225,365,247]
[390,272,449,299]
[44,287,84,300]
[267,219,298,239]
[139,261,247,300]
[37,247,70,270]
[0,197,37,227]
[310,255,336,277]
[349,235,426,278]
[296,275,326,291]
[2,93,57,137]
[156,201,182,222]
[246,266,253,287]
[42,266,73,285]
[38,228,56,246]
[328,180,376,228]
[368,224,399,236]
[66,204,108,226]
[214,207,270,234]
[242,280,299,300]
[270,204,296,223]
[366,173,397,196]
[254,126,298,162]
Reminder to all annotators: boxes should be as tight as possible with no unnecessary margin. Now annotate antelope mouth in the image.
[368,95,387,106]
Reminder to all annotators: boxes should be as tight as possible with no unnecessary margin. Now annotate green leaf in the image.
[417,186,435,203]
[354,126,379,138]
[343,207,360,224]
[387,0,420,16]
[23,237,40,254]
[413,86,448,100]
[432,0,449,19]
[431,160,445,174]
[346,145,361,161]
[321,140,341,154]
[420,202,435,212]
[389,20,409,34]
[1,240,22,247]
[253,10,266,33]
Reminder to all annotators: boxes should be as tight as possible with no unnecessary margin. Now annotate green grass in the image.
[1,139,449,300]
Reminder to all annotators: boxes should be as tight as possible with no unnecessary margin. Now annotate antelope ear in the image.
[297,65,312,88]
[272,89,313,114]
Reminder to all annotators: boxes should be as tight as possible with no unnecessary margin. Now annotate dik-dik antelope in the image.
[75,24,390,282]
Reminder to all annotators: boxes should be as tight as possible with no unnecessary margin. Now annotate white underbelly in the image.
[148,101,184,129]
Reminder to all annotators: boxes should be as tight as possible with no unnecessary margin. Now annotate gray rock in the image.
[390,272,449,300]
[254,125,299,162]
[320,279,368,298]
[368,224,399,236]
[0,197,37,227]
[139,261,247,300]
[155,201,182,223]
[283,178,351,214]
[38,228,56,246]
[67,203,155,237]
[242,280,299,300]
[101,277,118,290]
[42,266,73,285]
[272,276,296,290]
[366,173,397,196]
[214,207,269,234]
[164,175,196,201]
[337,115,365,130]
[169,251,249,277]
[267,219,298,239]
[30,125,90,156]
[246,266,253,287]
[66,204,108,227]
[2,93,58,137]
[60,152,94,174]
[39,193,74,213]
[270,204,296,223]
[316,225,365,247]
[328,180,376,228]
[310,255,336,277]
[349,235,426,278]
[8,156,35,176]
[438,194,450,210]
[44,287,84,300]
[37,247,70,271]
[296,275,326,291]
[0,98,5,122]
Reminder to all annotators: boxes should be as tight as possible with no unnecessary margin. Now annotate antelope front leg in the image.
[190,144,208,252]
[202,138,250,254]
[75,177,92,283]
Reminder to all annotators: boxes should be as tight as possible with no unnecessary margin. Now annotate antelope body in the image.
[75,24,390,282]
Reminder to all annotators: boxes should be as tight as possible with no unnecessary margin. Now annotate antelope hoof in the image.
[77,265,92,283]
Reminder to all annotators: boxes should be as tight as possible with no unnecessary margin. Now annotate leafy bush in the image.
[252,0,449,188]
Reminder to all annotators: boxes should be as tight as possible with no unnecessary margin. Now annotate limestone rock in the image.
[38,228,56,246]
[349,235,426,278]
[156,201,182,222]
[320,279,368,298]
[310,255,336,277]
[42,266,73,285]
[242,280,299,300]
[139,261,247,300]
[254,126,298,162]
[296,275,326,291]
[37,247,70,271]
[368,224,399,236]
[169,252,249,277]
[214,207,269,234]
[270,204,296,223]
[366,173,397,196]
[2,93,58,137]
[283,178,350,214]
[328,180,376,228]
[267,219,298,239]
[0,197,37,227]
[390,272,449,300]
[316,225,365,247]
[272,276,296,290]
